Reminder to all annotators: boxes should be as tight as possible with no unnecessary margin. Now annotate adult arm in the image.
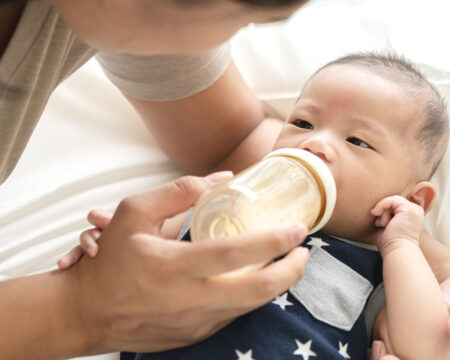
[0,268,91,359]
[97,45,265,176]
[1,175,309,359]
[123,60,264,175]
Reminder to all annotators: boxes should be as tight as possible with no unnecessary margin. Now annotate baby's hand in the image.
[57,209,113,269]
[370,195,424,255]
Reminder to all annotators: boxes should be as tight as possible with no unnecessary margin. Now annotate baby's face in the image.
[273,64,422,242]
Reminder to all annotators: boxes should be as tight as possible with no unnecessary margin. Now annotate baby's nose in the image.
[300,138,336,163]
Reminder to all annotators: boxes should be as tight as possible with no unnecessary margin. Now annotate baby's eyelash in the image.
[346,137,372,149]
[291,119,313,130]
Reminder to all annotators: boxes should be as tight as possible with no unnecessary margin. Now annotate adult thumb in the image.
[128,172,233,223]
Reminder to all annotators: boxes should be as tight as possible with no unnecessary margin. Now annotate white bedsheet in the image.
[0,0,449,359]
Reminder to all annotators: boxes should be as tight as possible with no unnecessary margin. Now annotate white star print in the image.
[272,293,294,310]
[235,349,255,360]
[307,236,329,249]
[293,339,317,360]
[338,341,351,359]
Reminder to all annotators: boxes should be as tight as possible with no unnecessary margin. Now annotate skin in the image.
[274,64,449,358]
[1,0,447,357]
[61,64,450,359]
[0,174,310,359]
[373,196,449,359]
[48,0,302,54]
[0,0,314,358]
[274,64,432,244]
[45,0,307,175]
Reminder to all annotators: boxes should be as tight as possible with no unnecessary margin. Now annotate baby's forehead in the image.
[302,65,422,122]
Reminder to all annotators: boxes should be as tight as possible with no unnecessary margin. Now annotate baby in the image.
[64,53,450,359]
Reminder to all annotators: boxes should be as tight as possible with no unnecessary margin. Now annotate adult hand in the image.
[71,174,309,354]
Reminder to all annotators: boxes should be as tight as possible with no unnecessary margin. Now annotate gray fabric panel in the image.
[96,43,231,101]
[364,283,386,343]
[289,246,374,331]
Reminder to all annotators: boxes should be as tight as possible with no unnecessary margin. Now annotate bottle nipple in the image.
[208,211,245,238]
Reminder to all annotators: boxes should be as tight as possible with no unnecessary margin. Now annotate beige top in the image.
[0,0,231,185]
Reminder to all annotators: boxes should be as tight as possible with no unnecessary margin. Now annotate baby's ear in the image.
[407,181,436,213]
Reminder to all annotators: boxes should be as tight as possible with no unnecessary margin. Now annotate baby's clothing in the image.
[122,231,384,360]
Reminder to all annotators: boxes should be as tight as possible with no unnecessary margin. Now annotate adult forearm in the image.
[124,61,265,175]
[420,232,450,283]
[383,241,449,359]
[0,268,95,359]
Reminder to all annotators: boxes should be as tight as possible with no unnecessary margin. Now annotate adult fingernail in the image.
[299,247,309,260]
[205,171,234,184]
[290,223,307,244]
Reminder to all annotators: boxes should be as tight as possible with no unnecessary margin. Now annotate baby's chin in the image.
[320,220,379,246]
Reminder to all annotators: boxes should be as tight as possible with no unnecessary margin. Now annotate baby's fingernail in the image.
[372,341,382,359]
[86,244,94,256]
[92,229,102,240]
[205,171,234,184]
[57,258,67,269]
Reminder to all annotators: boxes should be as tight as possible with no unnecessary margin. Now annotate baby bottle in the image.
[190,148,336,274]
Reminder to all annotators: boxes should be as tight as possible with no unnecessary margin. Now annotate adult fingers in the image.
[57,246,84,269]
[87,209,113,229]
[117,172,233,227]
[181,223,307,278]
[209,246,309,310]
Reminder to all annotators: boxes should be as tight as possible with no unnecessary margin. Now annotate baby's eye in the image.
[347,137,371,149]
[292,119,313,130]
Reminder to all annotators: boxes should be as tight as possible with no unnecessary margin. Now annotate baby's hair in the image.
[318,52,449,179]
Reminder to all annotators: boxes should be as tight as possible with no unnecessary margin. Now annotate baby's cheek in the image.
[273,126,301,149]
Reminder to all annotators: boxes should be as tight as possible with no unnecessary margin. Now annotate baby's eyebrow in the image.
[348,116,387,137]
[292,100,321,115]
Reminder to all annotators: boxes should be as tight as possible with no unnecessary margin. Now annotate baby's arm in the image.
[371,196,450,359]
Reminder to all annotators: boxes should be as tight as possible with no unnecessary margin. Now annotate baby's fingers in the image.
[371,197,397,216]
[374,210,393,228]
[57,246,84,269]
[87,209,113,229]
[371,198,395,228]
[80,228,101,257]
